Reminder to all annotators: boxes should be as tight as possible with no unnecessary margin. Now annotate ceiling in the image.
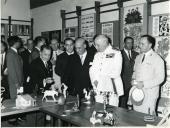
[30,0,62,9]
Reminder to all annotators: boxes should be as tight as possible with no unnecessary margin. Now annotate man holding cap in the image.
[131,35,165,115]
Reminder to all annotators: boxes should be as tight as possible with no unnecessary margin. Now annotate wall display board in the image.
[64,26,78,39]
[122,4,147,52]
[12,24,31,45]
[80,13,96,42]
[150,14,170,118]
[101,21,114,46]
[1,17,33,44]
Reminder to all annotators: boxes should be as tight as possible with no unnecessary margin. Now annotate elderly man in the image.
[89,35,124,106]
[64,37,94,97]
[131,35,165,115]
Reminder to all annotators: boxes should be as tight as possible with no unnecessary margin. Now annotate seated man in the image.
[30,45,53,95]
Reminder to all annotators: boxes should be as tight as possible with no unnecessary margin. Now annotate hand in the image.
[136,81,144,89]
[51,59,56,65]
[93,80,98,88]
[16,83,20,89]
[131,79,138,86]
[3,68,8,75]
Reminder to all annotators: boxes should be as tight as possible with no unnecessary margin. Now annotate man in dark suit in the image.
[64,37,94,98]
[29,36,45,63]
[6,36,24,99]
[1,41,10,99]
[20,39,34,94]
[87,40,97,56]
[30,45,53,95]
[119,36,138,109]
[55,38,74,92]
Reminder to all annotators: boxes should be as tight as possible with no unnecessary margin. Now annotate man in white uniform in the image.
[131,35,165,115]
[89,35,124,106]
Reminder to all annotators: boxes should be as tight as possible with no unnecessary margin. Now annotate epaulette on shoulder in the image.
[112,47,120,51]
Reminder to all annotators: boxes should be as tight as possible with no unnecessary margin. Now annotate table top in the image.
[40,102,162,127]
[1,95,76,117]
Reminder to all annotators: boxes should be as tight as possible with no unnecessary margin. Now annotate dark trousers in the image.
[119,88,131,109]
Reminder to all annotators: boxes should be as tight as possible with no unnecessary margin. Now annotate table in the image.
[1,95,76,118]
[40,102,162,126]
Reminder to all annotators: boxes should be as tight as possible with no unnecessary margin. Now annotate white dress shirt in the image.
[124,48,131,59]
[1,52,5,66]
[11,47,18,53]
[79,51,87,65]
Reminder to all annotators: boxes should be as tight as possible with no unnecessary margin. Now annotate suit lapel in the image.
[39,58,48,74]
[83,52,89,66]
[123,50,130,62]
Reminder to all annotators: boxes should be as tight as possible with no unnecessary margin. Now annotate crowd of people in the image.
[1,34,165,116]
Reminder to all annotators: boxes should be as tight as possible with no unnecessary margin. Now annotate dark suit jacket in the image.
[20,49,31,81]
[87,45,97,57]
[121,49,138,92]
[6,48,24,98]
[55,52,71,83]
[1,52,10,99]
[29,47,40,64]
[30,57,53,93]
[64,51,94,96]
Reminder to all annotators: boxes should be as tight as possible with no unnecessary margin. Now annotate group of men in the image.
[1,34,165,116]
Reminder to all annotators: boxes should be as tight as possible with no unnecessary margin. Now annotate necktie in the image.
[80,55,83,65]
[45,62,48,69]
[141,54,145,63]
[128,51,131,60]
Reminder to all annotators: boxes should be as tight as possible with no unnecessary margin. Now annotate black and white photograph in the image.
[1,0,170,127]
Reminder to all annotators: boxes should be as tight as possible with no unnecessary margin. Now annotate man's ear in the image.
[84,44,86,49]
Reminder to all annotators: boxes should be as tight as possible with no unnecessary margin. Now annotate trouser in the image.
[119,88,131,108]
[95,93,119,106]
[133,87,159,115]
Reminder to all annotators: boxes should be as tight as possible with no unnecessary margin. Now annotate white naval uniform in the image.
[89,45,124,106]
[132,49,165,114]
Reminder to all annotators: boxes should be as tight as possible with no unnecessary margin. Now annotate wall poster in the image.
[101,22,114,45]
[151,14,170,118]
[80,13,96,42]
[123,4,145,52]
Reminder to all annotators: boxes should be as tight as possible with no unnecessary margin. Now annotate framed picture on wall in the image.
[122,3,147,52]
[101,21,114,46]
[80,13,96,42]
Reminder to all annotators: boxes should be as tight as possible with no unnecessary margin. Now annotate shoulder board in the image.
[112,47,120,51]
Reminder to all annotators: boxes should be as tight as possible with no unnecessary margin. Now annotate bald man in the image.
[63,37,94,97]
[89,35,124,106]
